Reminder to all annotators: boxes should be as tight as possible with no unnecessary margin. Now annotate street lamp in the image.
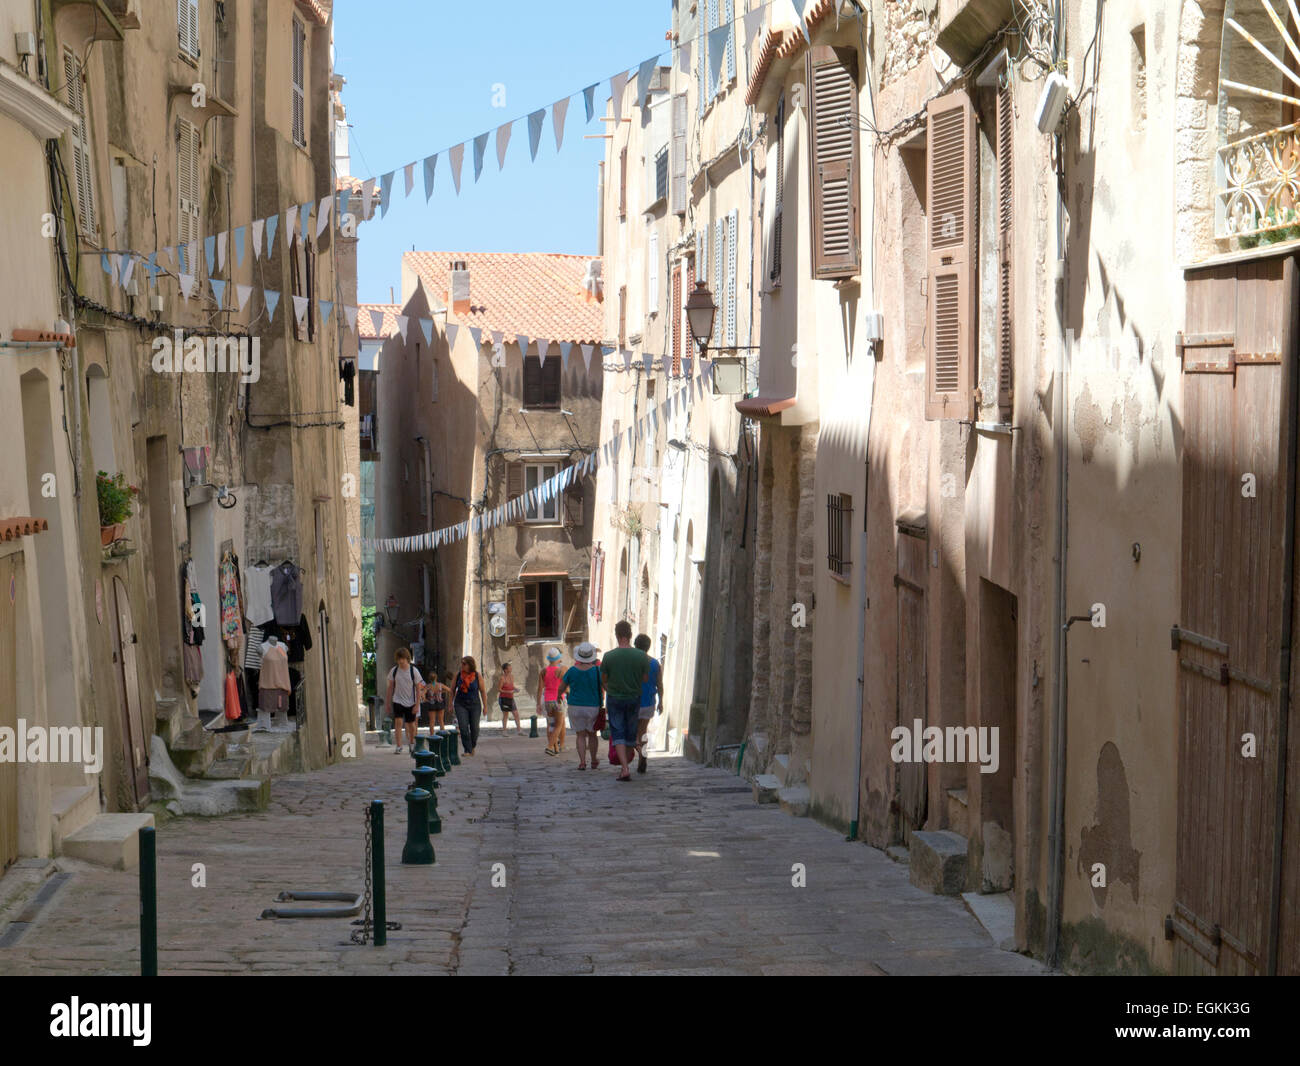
[683,280,758,394]
[385,594,399,626]
[684,281,717,356]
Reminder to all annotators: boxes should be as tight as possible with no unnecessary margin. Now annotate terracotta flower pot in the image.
[100,523,124,546]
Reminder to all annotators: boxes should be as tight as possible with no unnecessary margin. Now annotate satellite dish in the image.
[489,615,507,638]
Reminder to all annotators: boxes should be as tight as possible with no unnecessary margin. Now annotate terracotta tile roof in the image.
[745,0,837,106]
[295,0,330,26]
[0,516,49,541]
[403,251,603,346]
[735,395,796,418]
[357,303,401,340]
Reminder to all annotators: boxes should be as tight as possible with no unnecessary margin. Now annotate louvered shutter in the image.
[682,256,695,373]
[671,265,682,373]
[506,585,525,644]
[725,0,736,83]
[808,46,859,278]
[996,81,1014,417]
[176,118,200,247]
[564,465,585,529]
[925,91,977,421]
[178,0,199,58]
[773,93,785,284]
[697,6,707,118]
[671,93,687,215]
[726,209,738,346]
[714,218,724,328]
[64,48,95,238]
[618,286,627,349]
[563,587,586,641]
[506,461,525,524]
[698,224,708,285]
[707,0,719,99]
[292,17,306,148]
[619,147,628,218]
[543,356,562,406]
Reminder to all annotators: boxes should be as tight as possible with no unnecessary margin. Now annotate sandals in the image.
[578,762,588,770]
[616,771,632,782]
[637,750,647,774]
[545,747,557,756]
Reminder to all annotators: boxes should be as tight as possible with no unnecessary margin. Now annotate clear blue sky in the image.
[333,1,672,305]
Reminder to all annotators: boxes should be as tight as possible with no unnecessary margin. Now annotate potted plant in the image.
[96,470,138,546]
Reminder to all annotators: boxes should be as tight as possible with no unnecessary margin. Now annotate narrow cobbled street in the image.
[2,729,1044,976]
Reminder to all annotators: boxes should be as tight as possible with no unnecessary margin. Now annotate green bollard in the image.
[529,715,539,738]
[412,766,442,835]
[139,825,157,977]
[446,727,461,765]
[401,788,435,865]
[370,800,386,946]
[438,731,453,773]
[414,749,440,787]
[413,734,430,755]
[430,731,448,773]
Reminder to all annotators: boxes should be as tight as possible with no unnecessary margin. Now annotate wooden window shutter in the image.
[619,147,627,218]
[726,209,738,346]
[714,217,724,312]
[671,93,688,215]
[64,48,95,238]
[506,585,525,644]
[807,46,859,279]
[649,231,660,315]
[543,356,561,406]
[725,0,736,83]
[619,286,627,349]
[682,255,695,373]
[563,586,586,641]
[925,91,977,421]
[564,466,585,529]
[671,265,682,374]
[506,461,525,524]
[772,92,785,285]
[996,81,1014,417]
[176,118,200,248]
[523,357,541,407]
[292,17,306,148]
[178,0,199,58]
[306,238,317,341]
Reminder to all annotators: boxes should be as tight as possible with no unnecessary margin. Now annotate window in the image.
[726,209,738,346]
[671,93,687,215]
[925,91,977,421]
[64,48,96,238]
[177,0,199,60]
[648,231,660,317]
[290,235,316,341]
[827,493,853,578]
[176,117,201,248]
[996,79,1014,418]
[522,355,561,408]
[524,580,560,639]
[654,146,669,202]
[807,45,860,279]
[526,462,560,523]
[507,580,586,643]
[646,377,655,399]
[292,15,306,148]
[768,92,786,286]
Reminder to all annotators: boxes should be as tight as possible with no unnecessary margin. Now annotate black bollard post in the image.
[412,766,442,834]
[413,734,430,755]
[370,800,387,946]
[434,731,451,774]
[401,788,435,865]
[413,749,440,787]
[529,714,539,738]
[139,825,157,977]
[446,726,461,765]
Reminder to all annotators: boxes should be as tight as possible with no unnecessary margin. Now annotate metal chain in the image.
[349,806,373,944]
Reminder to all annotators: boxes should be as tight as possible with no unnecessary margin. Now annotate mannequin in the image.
[256,632,293,733]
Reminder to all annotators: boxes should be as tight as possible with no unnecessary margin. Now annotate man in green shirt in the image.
[601,620,650,781]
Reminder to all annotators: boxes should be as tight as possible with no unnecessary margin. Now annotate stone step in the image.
[148,735,270,815]
[248,731,301,777]
[778,785,810,817]
[154,697,189,748]
[169,721,226,777]
[752,773,782,804]
[203,755,252,780]
[50,784,100,850]
[962,890,1017,951]
[61,813,155,870]
[946,787,969,836]
[771,753,791,786]
[908,829,969,896]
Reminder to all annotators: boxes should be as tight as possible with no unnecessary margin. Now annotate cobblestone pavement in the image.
[0,727,1047,975]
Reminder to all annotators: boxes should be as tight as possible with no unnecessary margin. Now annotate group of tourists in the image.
[383,619,663,781]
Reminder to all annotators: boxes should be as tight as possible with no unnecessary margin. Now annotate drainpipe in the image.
[596,162,605,257]
[1045,0,1069,970]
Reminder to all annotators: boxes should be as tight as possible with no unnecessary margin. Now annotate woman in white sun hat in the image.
[559,642,604,769]
[539,646,565,755]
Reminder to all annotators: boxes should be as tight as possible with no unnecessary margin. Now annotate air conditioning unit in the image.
[583,259,603,300]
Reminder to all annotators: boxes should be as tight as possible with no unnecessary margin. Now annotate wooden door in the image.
[111,576,150,806]
[318,606,332,758]
[1173,255,1297,974]
[1,554,22,872]
[895,523,928,836]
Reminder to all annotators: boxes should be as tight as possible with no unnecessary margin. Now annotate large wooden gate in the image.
[1,553,23,872]
[1173,255,1297,974]
[895,517,928,836]
[111,575,150,807]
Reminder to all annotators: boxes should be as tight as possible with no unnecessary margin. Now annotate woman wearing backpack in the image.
[385,647,424,754]
[453,655,487,756]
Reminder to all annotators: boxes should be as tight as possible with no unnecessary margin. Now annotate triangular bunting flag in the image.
[252,219,264,260]
[678,40,692,75]
[537,339,550,366]
[101,252,116,283]
[369,308,385,336]
[559,341,571,370]
[449,144,464,194]
[236,284,252,311]
[300,200,312,239]
[490,329,503,352]
[621,349,632,372]
[419,318,433,346]
[266,214,279,254]
[445,323,459,348]
[636,56,658,108]
[316,195,333,237]
[581,343,593,371]
[527,108,546,161]
[701,358,714,388]
[292,295,309,328]
[610,70,628,121]
[744,7,765,54]
[404,162,415,198]
[708,24,729,91]
[496,121,512,170]
[379,172,394,217]
[264,289,280,319]
[320,300,334,327]
[361,178,376,216]
[423,154,438,202]
[472,132,489,182]
[234,226,246,266]
[119,255,136,289]
[204,235,216,274]
[344,305,359,332]
[216,231,227,272]
[210,278,226,307]
[517,335,530,358]
[643,352,654,374]
[178,273,196,300]
[582,83,596,122]
[552,96,569,151]
[791,0,811,42]
[469,326,482,347]
[285,205,299,242]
